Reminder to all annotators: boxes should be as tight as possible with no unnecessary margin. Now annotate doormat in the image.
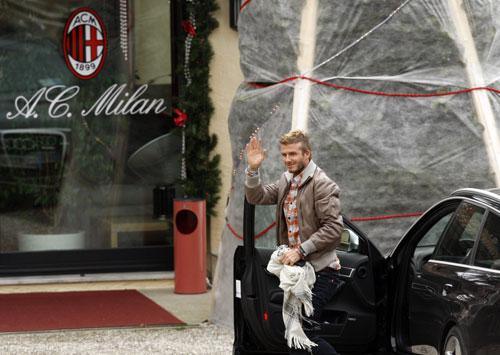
[0,290,184,332]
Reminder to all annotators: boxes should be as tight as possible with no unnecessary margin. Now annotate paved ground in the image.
[0,275,233,354]
[0,274,405,355]
[0,323,233,354]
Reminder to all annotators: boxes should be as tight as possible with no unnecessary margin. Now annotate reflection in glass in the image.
[0,0,175,253]
[433,203,484,264]
[474,213,500,270]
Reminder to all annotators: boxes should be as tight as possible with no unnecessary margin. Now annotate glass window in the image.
[410,211,454,272]
[0,1,176,254]
[417,212,453,248]
[433,203,485,264]
[255,204,278,248]
[474,213,500,270]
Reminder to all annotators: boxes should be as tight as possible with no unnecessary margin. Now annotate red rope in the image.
[256,221,277,238]
[240,0,252,12]
[227,212,422,240]
[233,2,448,234]
[226,221,277,240]
[247,75,500,98]
[226,223,243,240]
[350,212,423,222]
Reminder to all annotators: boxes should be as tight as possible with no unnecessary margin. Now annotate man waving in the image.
[245,129,344,355]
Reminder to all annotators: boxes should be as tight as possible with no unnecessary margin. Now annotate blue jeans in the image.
[289,267,345,355]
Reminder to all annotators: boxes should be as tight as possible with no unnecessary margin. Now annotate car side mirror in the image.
[340,229,360,253]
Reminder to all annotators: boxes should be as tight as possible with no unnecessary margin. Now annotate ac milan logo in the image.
[63,8,107,80]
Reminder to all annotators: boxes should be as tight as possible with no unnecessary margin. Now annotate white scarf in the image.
[266,245,317,351]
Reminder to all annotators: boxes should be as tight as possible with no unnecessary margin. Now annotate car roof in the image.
[451,188,500,211]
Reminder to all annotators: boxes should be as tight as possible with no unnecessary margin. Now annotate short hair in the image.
[279,130,312,156]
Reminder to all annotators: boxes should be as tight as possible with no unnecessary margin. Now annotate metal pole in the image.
[448,0,500,186]
[291,0,318,132]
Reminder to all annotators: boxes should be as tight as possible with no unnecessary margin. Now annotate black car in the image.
[233,188,500,355]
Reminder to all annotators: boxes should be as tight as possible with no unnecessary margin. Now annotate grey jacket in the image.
[245,161,343,271]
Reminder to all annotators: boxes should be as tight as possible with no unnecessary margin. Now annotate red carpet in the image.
[0,290,184,332]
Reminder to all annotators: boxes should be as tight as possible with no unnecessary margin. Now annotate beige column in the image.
[208,0,244,274]
[448,0,500,186]
[291,0,319,132]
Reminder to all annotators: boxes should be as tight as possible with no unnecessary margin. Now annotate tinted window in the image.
[417,212,453,248]
[255,204,279,248]
[411,211,453,272]
[474,213,500,270]
[433,203,485,264]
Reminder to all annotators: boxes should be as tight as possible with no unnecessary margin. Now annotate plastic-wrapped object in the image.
[212,0,500,326]
[231,0,499,252]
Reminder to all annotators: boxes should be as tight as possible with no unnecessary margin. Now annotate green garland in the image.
[175,0,221,216]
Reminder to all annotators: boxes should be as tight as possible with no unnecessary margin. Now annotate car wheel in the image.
[443,326,468,355]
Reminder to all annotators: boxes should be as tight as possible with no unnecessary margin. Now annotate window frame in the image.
[431,200,488,266]
[470,210,500,270]
[415,211,454,249]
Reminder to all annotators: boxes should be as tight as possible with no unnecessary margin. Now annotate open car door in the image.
[234,199,388,354]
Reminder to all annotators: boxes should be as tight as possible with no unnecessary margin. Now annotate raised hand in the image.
[246,136,267,171]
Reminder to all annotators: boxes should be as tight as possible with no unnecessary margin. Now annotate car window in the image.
[474,212,500,270]
[433,202,485,264]
[417,213,453,248]
[254,204,279,249]
[410,211,454,273]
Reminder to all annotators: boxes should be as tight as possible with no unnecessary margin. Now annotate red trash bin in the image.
[173,198,207,294]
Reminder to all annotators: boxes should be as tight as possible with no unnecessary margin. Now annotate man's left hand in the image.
[280,249,301,266]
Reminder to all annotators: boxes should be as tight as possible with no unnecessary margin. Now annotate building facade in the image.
[0,0,240,277]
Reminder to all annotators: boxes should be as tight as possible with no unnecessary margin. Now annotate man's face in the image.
[280,142,310,175]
